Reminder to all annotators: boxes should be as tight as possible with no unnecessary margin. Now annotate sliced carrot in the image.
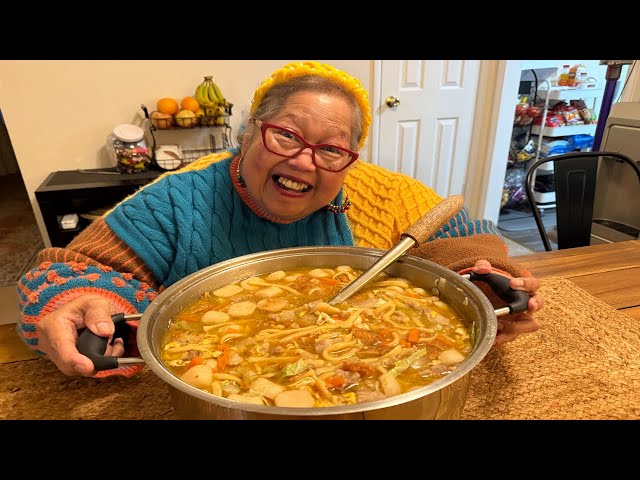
[216,343,230,371]
[325,375,345,388]
[378,327,394,344]
[186,356,205,369]
[317,277,340,285]
[407,328,421,343]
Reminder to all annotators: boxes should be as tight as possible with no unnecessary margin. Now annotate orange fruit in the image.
[181,96,200,113]
[157,98,179,115]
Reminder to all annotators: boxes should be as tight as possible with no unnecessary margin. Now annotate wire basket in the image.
[141,104,233,171]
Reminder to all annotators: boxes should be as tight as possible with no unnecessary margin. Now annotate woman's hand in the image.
[36,295,124,376]
[471,260,543,345]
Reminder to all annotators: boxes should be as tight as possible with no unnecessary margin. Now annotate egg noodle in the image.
[161,266,472,408]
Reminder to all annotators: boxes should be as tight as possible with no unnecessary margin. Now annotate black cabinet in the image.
[35,168,162,247]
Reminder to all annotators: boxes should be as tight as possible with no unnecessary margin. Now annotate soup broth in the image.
[161,266,472,408]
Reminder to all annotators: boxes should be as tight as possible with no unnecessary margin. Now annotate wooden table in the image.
[2,240,640,365]
[516,239,640,322]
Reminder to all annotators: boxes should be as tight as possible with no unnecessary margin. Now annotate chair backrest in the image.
[525,151,640,251]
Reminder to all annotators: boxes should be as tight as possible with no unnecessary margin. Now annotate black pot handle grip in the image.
[468,272,530,314]
[76,313,129,371]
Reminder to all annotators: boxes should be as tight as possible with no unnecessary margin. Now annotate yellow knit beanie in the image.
[250,61,372,149]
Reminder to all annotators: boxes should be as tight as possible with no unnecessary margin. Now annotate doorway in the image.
[0,109,43,316]
[373,60,480,197]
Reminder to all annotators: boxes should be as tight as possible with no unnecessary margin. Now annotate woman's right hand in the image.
[36,295,124,376]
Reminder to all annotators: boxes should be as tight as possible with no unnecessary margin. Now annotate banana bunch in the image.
[195,76,228,109]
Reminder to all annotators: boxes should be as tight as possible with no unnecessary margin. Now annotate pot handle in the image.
[463,272,529,316]
[77,313,145,371]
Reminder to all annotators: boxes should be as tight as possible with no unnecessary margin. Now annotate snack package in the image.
[562,105,583,126]
[571,99,595,124]
[515,100,530,126]
[516,140,537,162]
[534,113,564,127]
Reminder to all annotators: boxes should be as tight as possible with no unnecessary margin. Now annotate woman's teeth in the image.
[275,176,311,192]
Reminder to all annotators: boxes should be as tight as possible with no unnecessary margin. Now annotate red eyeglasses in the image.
[259,122,359,172]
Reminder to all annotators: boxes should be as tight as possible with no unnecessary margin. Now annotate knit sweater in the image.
[105,152,354,288]
[17,149,524,377]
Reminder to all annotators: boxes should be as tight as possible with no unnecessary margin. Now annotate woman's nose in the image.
[288,147,317,170]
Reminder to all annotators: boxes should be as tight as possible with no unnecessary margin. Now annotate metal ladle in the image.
[328,194,464,305]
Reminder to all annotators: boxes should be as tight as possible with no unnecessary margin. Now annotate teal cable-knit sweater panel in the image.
[104,157,354,287]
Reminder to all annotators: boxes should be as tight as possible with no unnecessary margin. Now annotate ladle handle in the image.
[401,195,464,244]
[76,313,145,371]
[329,195,464,305]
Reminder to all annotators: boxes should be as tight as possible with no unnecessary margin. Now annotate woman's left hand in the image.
[471,260,543,345]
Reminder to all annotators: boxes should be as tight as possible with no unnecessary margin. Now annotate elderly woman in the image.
[18,61,542,378]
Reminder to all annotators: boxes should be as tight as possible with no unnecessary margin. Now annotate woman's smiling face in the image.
[240,91,355,222]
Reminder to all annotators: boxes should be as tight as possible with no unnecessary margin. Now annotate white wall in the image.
[0,60,371,246]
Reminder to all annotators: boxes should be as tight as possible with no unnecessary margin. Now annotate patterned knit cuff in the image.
[408,234,526,278]
[18,261,155,371]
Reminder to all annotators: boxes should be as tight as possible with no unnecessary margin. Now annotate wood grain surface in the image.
[0,324,38,364]
[517,240,640,279]
[517,240,640,312]
[621,306,640,322]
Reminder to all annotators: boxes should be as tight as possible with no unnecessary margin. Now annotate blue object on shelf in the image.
[568,134,594,151]
[540,145,571,158]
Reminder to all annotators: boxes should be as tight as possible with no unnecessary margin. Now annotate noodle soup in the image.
[161,266,472,408]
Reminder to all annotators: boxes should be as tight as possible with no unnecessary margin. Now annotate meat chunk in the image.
[315,336,342,354]
[355,387,387,403]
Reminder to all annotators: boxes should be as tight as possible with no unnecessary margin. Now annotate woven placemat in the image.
[462,277,640,419]
[1,276,638,420]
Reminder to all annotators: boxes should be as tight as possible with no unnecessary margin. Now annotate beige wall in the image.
[0,60,372,246]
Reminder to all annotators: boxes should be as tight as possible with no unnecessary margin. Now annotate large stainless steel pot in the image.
[107,246,524,420]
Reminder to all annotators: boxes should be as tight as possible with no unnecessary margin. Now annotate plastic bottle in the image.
[568,64,587,88]
[558,65,570,86]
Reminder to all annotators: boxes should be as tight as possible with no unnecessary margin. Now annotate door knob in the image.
[385,96,400,108]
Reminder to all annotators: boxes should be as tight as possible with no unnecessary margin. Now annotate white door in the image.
[374,60,480,197]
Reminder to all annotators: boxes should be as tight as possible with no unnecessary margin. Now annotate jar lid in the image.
[113,124,144,142]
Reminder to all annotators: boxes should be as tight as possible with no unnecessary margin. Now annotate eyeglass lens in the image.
[264,125,354,171]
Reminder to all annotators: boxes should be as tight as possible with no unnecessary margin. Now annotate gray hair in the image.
[237,75,364,152]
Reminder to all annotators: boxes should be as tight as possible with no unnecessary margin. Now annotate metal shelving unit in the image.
[531,124,597,137]
[140,104,233,171]
[528,79,603,210]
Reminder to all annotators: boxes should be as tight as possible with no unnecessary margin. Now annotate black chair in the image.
[525,151,640,251]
